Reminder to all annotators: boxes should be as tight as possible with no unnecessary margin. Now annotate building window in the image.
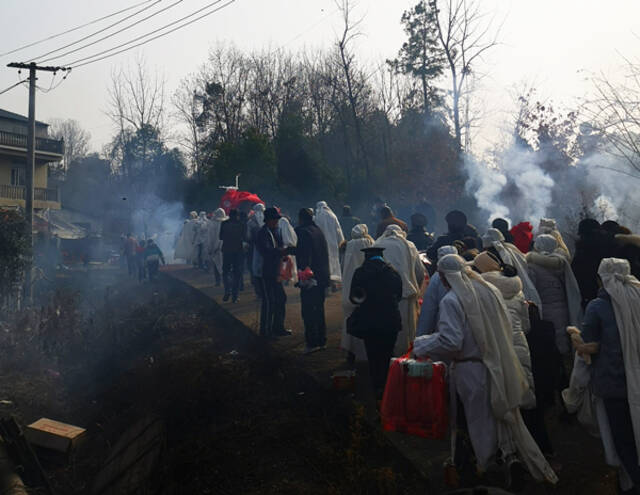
[11,167,25,186]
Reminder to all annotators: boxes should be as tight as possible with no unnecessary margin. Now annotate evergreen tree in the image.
[388,1,445,112]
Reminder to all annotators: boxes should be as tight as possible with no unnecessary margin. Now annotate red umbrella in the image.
[220,189,264,214]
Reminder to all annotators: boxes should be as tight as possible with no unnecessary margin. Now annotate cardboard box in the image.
[25,418,86,453]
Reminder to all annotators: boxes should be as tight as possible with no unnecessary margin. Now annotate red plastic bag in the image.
[279,256,294,282]
[380,353,448,439]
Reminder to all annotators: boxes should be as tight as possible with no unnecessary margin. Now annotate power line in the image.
[0,79,28,95]
[0,0,155,58]
[66,0,235,69]
[28,0,164,63]
[64,0,225,67]
[36,70,73,93]
[38,0,186,65]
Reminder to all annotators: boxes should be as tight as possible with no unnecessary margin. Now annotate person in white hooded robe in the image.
[340,224,374,362]
[277,216,298,284]
[208,208,228,286]
[413,254,558,489]
[314,201,345,284]
[174,211,199,264]
[374,224,426,356]
[194,211,210,269]
[247,203,265,293]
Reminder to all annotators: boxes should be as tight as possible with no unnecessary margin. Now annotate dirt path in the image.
[161,265,620,495]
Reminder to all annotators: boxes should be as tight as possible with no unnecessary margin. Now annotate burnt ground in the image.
[0,266,623,494]
[0,269,429,494]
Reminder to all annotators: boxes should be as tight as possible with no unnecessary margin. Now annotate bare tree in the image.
[107,57,166,178]
[173,75,205,178]
[432,0,499,150]
[49,119,91,173]
[587,61,640,178]
[334,0,372,187]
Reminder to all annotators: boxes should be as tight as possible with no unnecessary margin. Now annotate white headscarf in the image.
[534,234,583,327]
[598,258,640,462]
[189,211,198,219]
[437,245,457,260]
[380,224,408,239]
[484,228,542,309]
[278,217,298,247]
[538,218,571,260]
[375,224,422,298]
[438,254,558,483]
[438,254,527,419]
[212,208,228,222]
[342,224,374,308]
[253,203,265,226]
[314,201,345,282]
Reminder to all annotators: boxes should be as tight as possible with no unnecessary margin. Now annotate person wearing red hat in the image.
[511,222,534,254]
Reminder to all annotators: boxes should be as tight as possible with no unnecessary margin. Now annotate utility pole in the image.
[7,62,69,304]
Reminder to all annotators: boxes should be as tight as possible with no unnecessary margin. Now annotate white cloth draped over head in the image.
[342,224,374,308]
[534,234,583,327]
[598,257,640,463]
[207,208,228,272]
[438,245,458,259]
[437,254,558,483]
[174,213,200,261]
[314,201,345,282]
[538,218,571,260]
[253,203,265,226]
[483,228,542,309]
[277,217,298,247]
[375,225,423,298]
[340,224,374,360]
[278,216,298,283]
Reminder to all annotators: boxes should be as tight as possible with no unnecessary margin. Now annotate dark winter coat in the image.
[427,224,482,262]
[406,227,434,251]
[572,232,614,307]
[348,259,403,338]
[293,222,331,289]
[219,218,246,254]
[526,315,559,410]
[255,225,284,280]
[581,289,627,400]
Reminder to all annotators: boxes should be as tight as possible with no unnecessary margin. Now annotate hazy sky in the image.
[1,0,639,154]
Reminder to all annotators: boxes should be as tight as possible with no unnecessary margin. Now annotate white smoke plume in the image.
[465,141,555,225]
[591,194,619,223]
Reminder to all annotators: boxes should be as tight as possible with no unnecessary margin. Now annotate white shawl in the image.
[599,257,640,464]
[483,228,542,310]
[314,201,345,282]
[534,234,583,327]
[374,225,424,299]
[438,254,558,483]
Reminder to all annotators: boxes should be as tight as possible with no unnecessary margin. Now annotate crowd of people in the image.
[171,198,640,492]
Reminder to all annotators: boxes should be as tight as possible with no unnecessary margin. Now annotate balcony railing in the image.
[0,184,59,203]
[0,130,64,155]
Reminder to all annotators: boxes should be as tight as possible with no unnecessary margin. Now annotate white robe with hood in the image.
[374,225,426,356]
[278,217,298,283]
[414,255,557,483]
[208,208,228,274]
[174,212,199,263]
[314,201,345,283]
[340,224,374,360]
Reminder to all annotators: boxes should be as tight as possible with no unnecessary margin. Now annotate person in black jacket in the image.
[406,213,434,251]
[348,246,403,398]
[220,209,246,303]
[427,210,482,266]
[293,208,331,354]
[255,208,291,338]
